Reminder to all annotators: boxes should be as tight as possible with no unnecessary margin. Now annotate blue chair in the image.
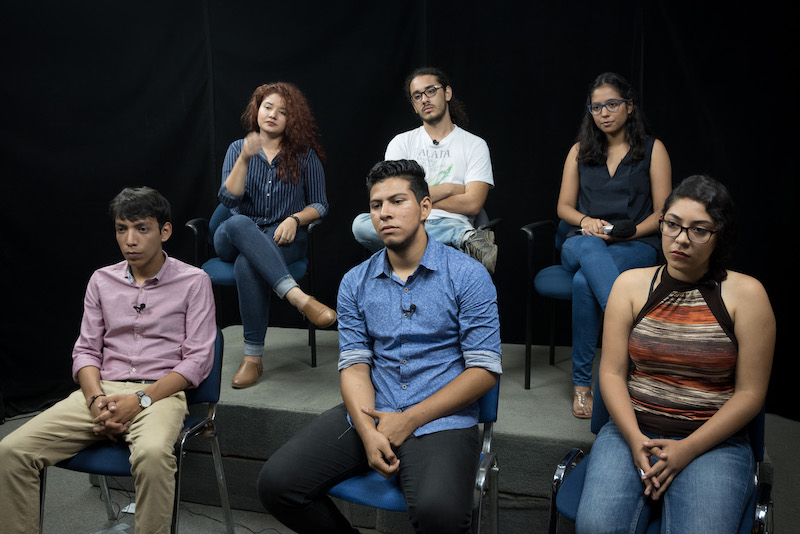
[548,376,773,534]
[328,380,501,534]
[39,328,234,534]
[186,204,322,366]
[521,220,573,389]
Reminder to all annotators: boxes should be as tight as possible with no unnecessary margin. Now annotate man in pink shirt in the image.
[0,187,216,534]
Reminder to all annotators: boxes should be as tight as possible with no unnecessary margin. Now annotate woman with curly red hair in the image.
[214,82,335,389]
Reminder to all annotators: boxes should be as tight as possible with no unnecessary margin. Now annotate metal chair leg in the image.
[210,437,235,534]
[99,475,115,520]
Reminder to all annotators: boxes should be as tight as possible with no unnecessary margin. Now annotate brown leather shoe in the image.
[232,359,263,389]
[300,297,337,328]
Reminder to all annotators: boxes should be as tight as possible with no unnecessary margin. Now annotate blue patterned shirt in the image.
[218,139,328,226]
[337,236,502,436]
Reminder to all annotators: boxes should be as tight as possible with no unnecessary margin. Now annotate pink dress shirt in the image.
[71,253,216,388]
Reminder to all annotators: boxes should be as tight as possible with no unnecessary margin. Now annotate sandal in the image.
[572,388,593,419]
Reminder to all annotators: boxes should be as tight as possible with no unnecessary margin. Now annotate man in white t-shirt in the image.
[352,67,497,273]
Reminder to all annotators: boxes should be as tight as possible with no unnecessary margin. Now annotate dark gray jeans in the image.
[258,403,479,534]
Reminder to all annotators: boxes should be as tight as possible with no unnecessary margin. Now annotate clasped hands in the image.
[360,406,417,479]
[91,394,142,442]
[634,438,695,500]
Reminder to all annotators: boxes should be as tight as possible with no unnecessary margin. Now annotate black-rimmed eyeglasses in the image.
[659,219,718,244]
[587,99,630,115]
[410,85,443,103]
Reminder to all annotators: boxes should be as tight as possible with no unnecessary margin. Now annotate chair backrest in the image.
[474,209,490,229]
[208,204,233,245]
[477,379,500,424]
[555,219,572,251]
[185,327,223,406]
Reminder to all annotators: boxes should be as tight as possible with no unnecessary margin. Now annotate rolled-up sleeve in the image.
[458,264,502,375]
[71,274,108,382]
[336,269,374,371]
[170,274,216,387]
[302,149,328,218]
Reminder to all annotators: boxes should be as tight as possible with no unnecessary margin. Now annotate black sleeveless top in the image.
[575,136,659,250]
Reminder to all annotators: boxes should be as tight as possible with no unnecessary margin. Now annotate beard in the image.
[420,103,447,126]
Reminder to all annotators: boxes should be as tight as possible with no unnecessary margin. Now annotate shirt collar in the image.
[369,232,443,280]
[125,251,170,285]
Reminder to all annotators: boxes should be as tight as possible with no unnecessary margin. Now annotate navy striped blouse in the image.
[218,139,328,227]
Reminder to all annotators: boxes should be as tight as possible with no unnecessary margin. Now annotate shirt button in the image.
[404,287,409,292]
[402,359,407,364]
[131,367,137,372]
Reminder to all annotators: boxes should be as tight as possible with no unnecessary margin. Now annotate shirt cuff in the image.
[308,202,328,219]
[463,350,502,375]
[338,349,374,371]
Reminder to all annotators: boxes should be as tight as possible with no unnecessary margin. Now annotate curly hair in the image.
[404,67,469,128]
[662,175,737,282]
[576,72,649,166]
[241,82,326,184]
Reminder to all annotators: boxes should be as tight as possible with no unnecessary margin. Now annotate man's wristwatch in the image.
[136,390,152,409]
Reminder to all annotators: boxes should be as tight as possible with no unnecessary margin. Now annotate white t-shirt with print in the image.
[384,125,493,224]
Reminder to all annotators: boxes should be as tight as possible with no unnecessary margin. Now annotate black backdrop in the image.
[1,1,793,420]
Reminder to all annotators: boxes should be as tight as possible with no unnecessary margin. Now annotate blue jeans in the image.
[213,214,307,356]
[576,420,754,534]
[560,236,657,386]
[352,213,473,252]
[258,403,479,534]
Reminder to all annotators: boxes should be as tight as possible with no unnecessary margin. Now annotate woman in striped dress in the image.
[214,82,336,389]
[576,175,775,533]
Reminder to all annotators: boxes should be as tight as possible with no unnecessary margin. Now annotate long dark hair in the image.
[662,175,737,281]
[241,82,325,184]
[404,67,469,128]
[576,72,649,166]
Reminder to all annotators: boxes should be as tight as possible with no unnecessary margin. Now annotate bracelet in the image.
[289,215,300,226]
[579,215,589,227]
[89,394,106,409]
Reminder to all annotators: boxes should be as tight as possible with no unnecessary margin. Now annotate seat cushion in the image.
[202,257,309,287]
[328,451,489,513]
[533,265,574,300]
[328,469,407,512]
[56,441,132,476]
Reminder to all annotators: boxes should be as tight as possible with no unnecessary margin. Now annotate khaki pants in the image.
[0,381,188,534]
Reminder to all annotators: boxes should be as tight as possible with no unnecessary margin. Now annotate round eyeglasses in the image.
[410,85,443,103]
[587,99,630,115]
[659,219,718,244]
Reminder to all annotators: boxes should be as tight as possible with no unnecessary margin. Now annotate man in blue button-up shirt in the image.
[259,160,502,533]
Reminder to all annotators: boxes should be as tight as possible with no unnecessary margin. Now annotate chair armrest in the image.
[478,217,501,231]
[185,218,210,267]
[521,220,557,285]
[549,447,584,534]
[552,447,584,496]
